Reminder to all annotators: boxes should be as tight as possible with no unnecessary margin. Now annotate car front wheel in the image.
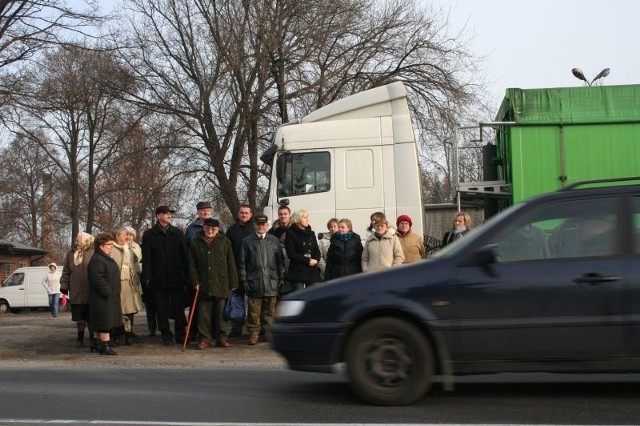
[0,300,9,315]
[345,317,433,406]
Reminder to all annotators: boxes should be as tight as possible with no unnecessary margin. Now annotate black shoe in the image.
[75,340,84,348]
[89,338,100,353]
[162,336,174,346]
[148,331,157,337]
[99,341,118,355]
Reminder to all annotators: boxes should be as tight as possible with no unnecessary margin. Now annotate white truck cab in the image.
[261,82,424,238]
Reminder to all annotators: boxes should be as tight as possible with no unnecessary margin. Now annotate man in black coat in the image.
[224,204,254,337]
[141,205,190,346]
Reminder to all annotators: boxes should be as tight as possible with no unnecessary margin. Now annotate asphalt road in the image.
[1,311,640,424]
[1,368,640,424]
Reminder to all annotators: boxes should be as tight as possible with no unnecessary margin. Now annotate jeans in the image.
[48,293,60,317]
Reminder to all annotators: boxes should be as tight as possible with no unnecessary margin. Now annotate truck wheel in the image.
[0,300,9,315]
[345,317,433,406]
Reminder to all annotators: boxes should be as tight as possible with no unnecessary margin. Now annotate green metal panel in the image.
[495,84,640,205]
[563,124,640,185]
[508,126,562,203]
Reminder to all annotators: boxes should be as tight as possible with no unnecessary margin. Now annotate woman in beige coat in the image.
[112,226,143,345]
[362,218,404,273]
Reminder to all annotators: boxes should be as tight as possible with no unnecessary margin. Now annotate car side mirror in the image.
[474,244,498,266]
[459,244,498,276]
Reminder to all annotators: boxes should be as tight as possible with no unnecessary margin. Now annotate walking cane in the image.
[182,284,200,352]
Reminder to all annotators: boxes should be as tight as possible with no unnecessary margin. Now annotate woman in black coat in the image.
[325,218,363,280]
[284,209,322,291]
[88,232,122,355]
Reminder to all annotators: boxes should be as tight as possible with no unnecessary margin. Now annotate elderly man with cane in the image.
[188,218,238,349]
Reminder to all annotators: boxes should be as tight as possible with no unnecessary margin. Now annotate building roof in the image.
[0,239,47,255]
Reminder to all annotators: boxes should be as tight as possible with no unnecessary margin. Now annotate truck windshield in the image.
[277,152,330,197]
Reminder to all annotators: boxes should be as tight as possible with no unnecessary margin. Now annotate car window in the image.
[4,272,25,287]
[488,197,618,262]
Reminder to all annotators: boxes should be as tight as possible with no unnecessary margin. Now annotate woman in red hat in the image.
[395,214,425,263]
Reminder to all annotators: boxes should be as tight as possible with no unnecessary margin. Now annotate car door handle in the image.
[573,273,622,284]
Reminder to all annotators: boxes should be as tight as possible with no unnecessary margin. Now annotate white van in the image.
[0,266,62,314]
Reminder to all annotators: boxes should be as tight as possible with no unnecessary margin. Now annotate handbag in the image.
[224,291,245,322]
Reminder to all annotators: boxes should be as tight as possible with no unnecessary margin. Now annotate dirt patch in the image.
[0,309,287,369]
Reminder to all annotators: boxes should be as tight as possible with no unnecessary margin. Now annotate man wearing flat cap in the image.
[141,205,190,346]
[185,201,214,244]
[188,218,238,349]
[239,214,285,345]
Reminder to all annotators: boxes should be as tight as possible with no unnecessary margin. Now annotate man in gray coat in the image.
[238,214,285,345]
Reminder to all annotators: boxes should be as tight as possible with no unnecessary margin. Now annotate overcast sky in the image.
[446,0,640,110]
[92,0,638,112]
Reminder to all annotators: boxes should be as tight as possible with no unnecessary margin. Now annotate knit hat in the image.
[396,214,412,227]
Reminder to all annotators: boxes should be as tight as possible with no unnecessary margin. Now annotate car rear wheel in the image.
[345,317,433,406]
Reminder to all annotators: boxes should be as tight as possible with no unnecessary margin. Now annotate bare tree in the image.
[113,0,482,216]
[0,0,104,98]
[5,44,143,244]
[0,133,60,245]
[92,117,194,235]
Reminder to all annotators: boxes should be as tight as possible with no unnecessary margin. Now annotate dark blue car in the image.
[271,178,640,405]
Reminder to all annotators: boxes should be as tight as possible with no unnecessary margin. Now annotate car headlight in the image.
[276,300,306,318]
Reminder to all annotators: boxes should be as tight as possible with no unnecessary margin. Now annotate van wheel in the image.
[345,317,433,406]
[0,300,9,315]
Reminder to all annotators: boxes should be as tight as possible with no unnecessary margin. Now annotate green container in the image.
[494,85,640,205]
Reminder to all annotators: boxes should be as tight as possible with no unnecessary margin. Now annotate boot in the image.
[124,332,132,346]
[75,330,85,348]
[99,340,118,356]
[90,338,100,353]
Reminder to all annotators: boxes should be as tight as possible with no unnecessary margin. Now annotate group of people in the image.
[59,228,143,356]
[53,199,472,356]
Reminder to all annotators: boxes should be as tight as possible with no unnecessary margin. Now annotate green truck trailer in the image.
[460,84,640,215]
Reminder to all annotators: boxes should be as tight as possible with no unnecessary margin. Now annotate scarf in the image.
[336,232,354,242]
[73,232,94,266]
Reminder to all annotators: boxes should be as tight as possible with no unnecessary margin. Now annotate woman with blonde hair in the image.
[284,209,322,291]
[325,218,363,280]
[442,211,472,247]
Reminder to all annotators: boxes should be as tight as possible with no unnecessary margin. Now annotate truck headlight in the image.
[277,300,306,318]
